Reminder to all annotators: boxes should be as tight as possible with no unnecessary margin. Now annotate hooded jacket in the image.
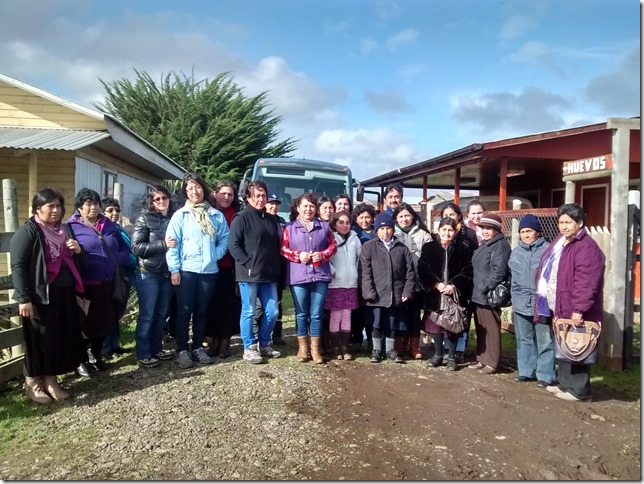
[508,236,548,316]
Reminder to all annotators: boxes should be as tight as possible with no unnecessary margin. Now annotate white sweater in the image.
[328,231,362,289]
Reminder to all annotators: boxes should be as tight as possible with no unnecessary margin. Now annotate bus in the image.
[239,157,354,220]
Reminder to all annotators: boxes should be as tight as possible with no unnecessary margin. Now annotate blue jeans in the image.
[174,271,218,353]
[134,270,173,360]
[238,282,278,349]
[290,282,328,337]
[514,312,556,383]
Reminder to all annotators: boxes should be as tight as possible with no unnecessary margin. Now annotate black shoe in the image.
[89,353,109,371]
[428,355,443,368]
[515,376,537,382]
[102,352,115,360]
[111,346,129,355]
[536,380,552,388]
[75,363,91,378]
[386,350,404,363]
[446,358,457,371]
[272,336,286,346]
[454,351,465,364]
[369,349,381,363]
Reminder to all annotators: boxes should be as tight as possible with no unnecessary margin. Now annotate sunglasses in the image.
[152,196,169,202]
[105,208,121,213]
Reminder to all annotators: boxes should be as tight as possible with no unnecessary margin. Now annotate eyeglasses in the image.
[152,196,169,203]
[105,208,121,213]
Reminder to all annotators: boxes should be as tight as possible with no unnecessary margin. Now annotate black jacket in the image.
[359,237,415,308]
[131,211,173,274]
[228,206,281,283]
[10,218,84,304]
[470,233,511,306]
[418,239,473,312]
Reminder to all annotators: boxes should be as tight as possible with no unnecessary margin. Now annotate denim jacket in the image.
[508,237,548,317]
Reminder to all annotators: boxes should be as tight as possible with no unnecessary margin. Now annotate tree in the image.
[93,70,297,185]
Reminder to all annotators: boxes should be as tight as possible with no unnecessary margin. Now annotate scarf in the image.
[297,216,315,232]
[34,215,66,262]
[396,224,413,234]
[185,200,215,240]
[536,237,566,316]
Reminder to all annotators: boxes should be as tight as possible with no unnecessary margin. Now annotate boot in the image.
[340,332,353,361]
[402,336,411,357]
[296,336,310,362]
[329,332,342,360]
[310,337,325,364]
[409,337,423,360]
[206,337,219,358]
[43,376,70,401]
[394,336,404,357]
[25,377,51,404]
[218,338,231,358]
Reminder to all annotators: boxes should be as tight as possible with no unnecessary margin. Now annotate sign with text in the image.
[563,154,612,176]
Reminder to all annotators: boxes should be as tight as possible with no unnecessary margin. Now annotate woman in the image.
[536,203,605,402]
[441,202,479,362]
[67,188,130,375]
[131,185,177,368]
[508,214,553,385]
[393,203,433,359]
[333,194,353,215]
[418,217,473,371]
[350,202,377,352]
[10,188,86,402]
[281,193,337,364]
[360,212,415,363]
[325,211,362,360]
[166,173,229,369]
[469,214,511,375]
[100,197,136,360]
[206,180,242,358]
[317,196,335,222]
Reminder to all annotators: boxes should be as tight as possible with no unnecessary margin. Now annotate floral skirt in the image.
[324,288,359,311]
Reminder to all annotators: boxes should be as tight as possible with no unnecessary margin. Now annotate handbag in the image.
[86,220,130,302]
[553,318,601,364]
[427,292,467,334]
[487,279,511,308]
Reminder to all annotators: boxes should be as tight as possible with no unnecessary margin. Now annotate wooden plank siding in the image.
[0,83,105,129]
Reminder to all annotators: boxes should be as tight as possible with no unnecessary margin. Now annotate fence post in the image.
[2,179,23,358]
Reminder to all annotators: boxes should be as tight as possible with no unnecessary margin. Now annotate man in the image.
[228,181,281,364]
[383,184,403,215]
[253,192,287,345]
[465,199,486,246]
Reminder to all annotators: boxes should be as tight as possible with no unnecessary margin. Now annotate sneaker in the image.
[428,355,443,368]
[546,385,564,394]
[138,357,160,368]
[515,375,537,382]
[243,344,264,364]
[192,347,215,365]
[468,362,485,370]
[272,336,286,346]
[386,349,404,363]
[177,350,194,368]
[536,380,551,388]
[155,349,175,361]
[479,365,497,375]
[556,391,591,402]
[259,344,281,359]
[369,349,381,363]
[446,358,457,371]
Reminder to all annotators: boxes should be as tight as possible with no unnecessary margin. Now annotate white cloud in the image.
[359,38,379,54]
[386,28,418,51]
[584,49,640,115]
[374,0,403,22]
[499,15,536,41]
[365,88,412,116]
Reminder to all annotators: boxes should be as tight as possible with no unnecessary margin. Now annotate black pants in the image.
[350,306,372,344]
[557,360,591,399]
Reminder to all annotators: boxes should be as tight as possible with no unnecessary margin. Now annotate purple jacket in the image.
[534,228,605,323]
[281,218,337,285]
[67,212,130,282]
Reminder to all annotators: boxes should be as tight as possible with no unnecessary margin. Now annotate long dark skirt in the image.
[206,268,241,339]
[82,281,120,339]
[23,285,86,377]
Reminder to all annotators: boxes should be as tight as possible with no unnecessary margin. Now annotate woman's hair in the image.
[145,185,176,215]
[31,188,65,217]
[316,196,333,210]
[101,196,120,211]
[438,217,457,230]
[466,198,486,213]
[392,202,431,233]
[74,188,101,210]
[333,194,353,214]
[214,180,242,211]
[557,203,585,224]
[181,172,213,206]
[441,202,463,223]
[290,193,318,221]
[329,210,351,232]
[352,202,376,222]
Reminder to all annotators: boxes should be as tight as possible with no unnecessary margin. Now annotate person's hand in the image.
[170,272,181,286]
[435,282,446,292]
[299,251,311,264]
[311,252,322,264]
[571,312,584,326]
[66,239,81,254]
[19,302,34,318]
[165,236,177,248]
[440,284,454,296]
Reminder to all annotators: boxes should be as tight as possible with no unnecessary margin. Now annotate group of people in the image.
[11,177,604,404]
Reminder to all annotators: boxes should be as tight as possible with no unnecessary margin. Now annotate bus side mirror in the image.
[355,181,364,202]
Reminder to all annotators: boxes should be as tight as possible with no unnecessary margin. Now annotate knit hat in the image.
[479,214,502,231]
[374,212,395,230]
[518,214,542,233]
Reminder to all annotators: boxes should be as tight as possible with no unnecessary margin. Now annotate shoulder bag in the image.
[553,318,601,365]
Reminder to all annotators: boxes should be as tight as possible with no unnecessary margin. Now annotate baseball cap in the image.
[267,192,281,204]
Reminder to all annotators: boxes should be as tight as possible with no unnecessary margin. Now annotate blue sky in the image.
[0,0,640,185]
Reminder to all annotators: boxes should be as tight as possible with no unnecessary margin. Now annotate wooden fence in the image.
[0,231,22,386]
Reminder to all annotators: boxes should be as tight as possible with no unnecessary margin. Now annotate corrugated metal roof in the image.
[0,126,110,151]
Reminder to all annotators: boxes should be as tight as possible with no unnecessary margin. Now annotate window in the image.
[103,171,117,198]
